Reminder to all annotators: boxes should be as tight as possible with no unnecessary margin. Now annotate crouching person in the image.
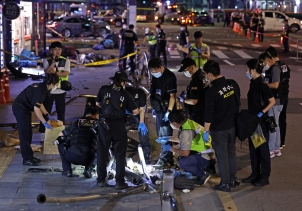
[161,110,215,186]
[55,106,99,178]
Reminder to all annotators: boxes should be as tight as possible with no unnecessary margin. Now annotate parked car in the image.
[94,11,123,27]
[186,11,214,25]
[46,16,111,38]
[261,10,302,33]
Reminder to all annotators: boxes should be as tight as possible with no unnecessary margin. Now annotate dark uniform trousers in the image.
[211,127,237,184]
[258,27,264,42]
[279,94,288,146]
[149,44,157,59]
[12,109,33,161]
[283,37,289,52]
[39,92,66,133]
[97,119,127,183]
[58,144,95,172]
[121,47,135,73]
[132,115,151,156]
[157,44,167,66]
[155,110,173,164]
[247,121,271,180]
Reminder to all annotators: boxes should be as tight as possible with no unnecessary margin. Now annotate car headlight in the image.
[110,19,113,22]
[106,25,110,30]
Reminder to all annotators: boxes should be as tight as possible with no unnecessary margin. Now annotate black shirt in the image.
[125,86,146,108]
[185,69,206,116]
[157,29,166,45]
[13,82,48,111]
[204,77,240,131]
[179,30,189,45]
[276,60,290,94]
[150,68,177,111]
[121,29,138,47]
[247,76,273,118]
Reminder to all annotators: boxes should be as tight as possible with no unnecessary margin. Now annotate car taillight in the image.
[49,22,58,27]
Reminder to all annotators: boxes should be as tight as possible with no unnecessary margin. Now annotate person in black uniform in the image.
[125,85,151,163]
[118,23,128,49]
[12,73,60,166]
[148,57,177,167]
[258,13,265,42]
[179,24,190,58]
[203,60,241,192]
[120,24,139,73]
[282,19,290,53]
[95,71,139,190]
[243,59,276,187]
[265,46,290,149]
[155,24,167,66]
[250,13,258,40]
[55,106,99,178]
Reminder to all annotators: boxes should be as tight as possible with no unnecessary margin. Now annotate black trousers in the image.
[243,24,250,36]
[132,115,151,156]
[211,127,237,184]
[121,48,135,73]
[279,95,288,146]
[149,44,157,59]
[58,144,95,172]
[283,37,289,52]
[97,119,127,183]
[247,121,271,180]
[258,27,264,42]
[155,110,173,164]
[39,92,66,133]
[157,44,167,66]
[12,108,33,161]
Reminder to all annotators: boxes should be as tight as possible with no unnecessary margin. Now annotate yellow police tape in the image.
[83,52,137,67]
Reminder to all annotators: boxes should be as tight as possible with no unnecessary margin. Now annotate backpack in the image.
[174,175,195,190]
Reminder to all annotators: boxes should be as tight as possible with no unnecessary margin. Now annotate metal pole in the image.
[297,39,299,59]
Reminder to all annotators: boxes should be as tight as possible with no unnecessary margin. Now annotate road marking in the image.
[169,50,180,55]
[256,51,262,54]
[212,50,229,58]
[176,44,183,51]
[251,44,262,47]
[233,50,252,58]
[217,46,228,50]
[223,60,235,66]
[170,56,181,59]
[270,44,281,48]
[232,44,243,47]
[300,103,302,106]
[167,37,171,40]
[290,44,302,50]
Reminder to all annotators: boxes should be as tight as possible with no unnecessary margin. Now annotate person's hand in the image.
[152,109,156,116]
[195,48,201,54]
[47,114,57,121]
[186,43,190,48]
[155,136,169,144]
[162,111,170,122]
[125,110,131,115]
[138,122,148,135]
[162,144,171,152]
[54,140,60,145]
[43,122,53,131]
[178,96,184,103]
[257,111,263,118]
[203,131,209,143]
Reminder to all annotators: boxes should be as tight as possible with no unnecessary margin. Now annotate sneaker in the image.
[32,157,41,163]
[195,173,210,186]
[230,178,240,188]
[270,151,275,159]
[213,182,230,192]
[97,181,107,187]
[115,181,128,190]
[83,166,92,178]
[253,178,269,187]
[274,150,282,157]
[279,146,283,150]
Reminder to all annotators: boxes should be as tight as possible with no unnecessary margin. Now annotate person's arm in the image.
[184,99,198,105]
[44,59,56,74]
[132,108,139,115]
[185,34,189,45]
[139,107,145,122]
[203,89,215,131]
[201,46,210,59]
[34,106,47,123]
[170,147,190,157]
[267,66,280,89]
[204,122,211,132]
[142,36,146,45]
[56,59,70,78]
[96,102,101,108]
[262,97,275,113]
[170,130,192,157]
[267,82,279,89]
[58,132,64,136]
[168,93,176,111]
[39,104,49,116]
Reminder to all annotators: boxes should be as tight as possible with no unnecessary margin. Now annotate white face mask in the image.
[52,85,58,91]
[123,25,127,29]
[156,28,160,32]
[170,123,179,130]
[184,71,192,78]
[263,63,270,71]
[151,72,162,78]
[180,27,184,31]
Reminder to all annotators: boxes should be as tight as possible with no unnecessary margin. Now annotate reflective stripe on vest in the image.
[146,35,157,45]
[190,43,208,68]
[179,119,212,153]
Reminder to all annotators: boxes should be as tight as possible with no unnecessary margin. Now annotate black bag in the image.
[174,175,195,190]
[60,81,72,91]
[236,109,259,141]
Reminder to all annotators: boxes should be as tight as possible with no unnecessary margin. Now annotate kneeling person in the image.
[163,110,215,186]
[56,106,99,178]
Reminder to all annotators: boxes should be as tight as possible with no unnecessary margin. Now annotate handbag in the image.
[60,81,72,91]
[250,124,266,148]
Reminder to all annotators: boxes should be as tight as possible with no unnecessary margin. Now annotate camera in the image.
[266,116,277,133]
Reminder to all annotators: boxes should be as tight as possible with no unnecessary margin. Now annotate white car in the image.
[261,10,302,33]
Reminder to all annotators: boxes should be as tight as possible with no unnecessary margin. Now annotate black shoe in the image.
[62,171,72,177]
[97,181,107,187]
[242,176,258,184]
[213,182,230,192]
[253,178,269,187]
[83,167,92,178]
[207,165,217,175]
[23,159,38,166]
[230,178,240,188]
[115,182,128,190]
[195,173,210,186]
[32,157,41,163]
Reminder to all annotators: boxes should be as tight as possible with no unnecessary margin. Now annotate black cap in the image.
[178,58,196,72]
[50,41,63,49]
[194,31,203,39]
[129,24,134,29]
[109,71,130,82]
[284,19,288,22]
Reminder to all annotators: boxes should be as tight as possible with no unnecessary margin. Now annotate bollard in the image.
[254,33,260,43]
[296,39,299,59]
[4,71,10,103]
[161,170,178,211]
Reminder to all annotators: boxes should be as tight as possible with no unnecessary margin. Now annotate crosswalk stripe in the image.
[169,50,180,55]
[290,44,302,50]
[170,56,181,59]
[233,50,252,59]
[270,44,281,48]
[217,46,228,50]
[251,44,262,47]
[223,60,235,66]
[212,50,229,58]
[232,44,243,47]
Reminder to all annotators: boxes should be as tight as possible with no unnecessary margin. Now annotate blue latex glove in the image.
[162,111,170,122]
[257,111,263,118]
[152,109,156,116]
[178,96,184,103]
[138,122,148,135]
[155,136,169,144]
[186,43,190,48]
[141,43,146,47]
[195,48,201,54]
[125,110,131,115]
[162,144,171,152]
[47,114,57,121]
[203,131,209,143]
[43,122,53,131]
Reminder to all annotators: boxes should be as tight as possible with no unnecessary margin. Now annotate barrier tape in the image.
[83,52,137,66]
[46,26,65,39]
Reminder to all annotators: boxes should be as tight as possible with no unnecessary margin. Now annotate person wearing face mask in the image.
[258,52,284,158]
[95,71,139,190]
[39,41,71,142]
[179,24,190,58]
[250,13,258,41]
[142,27,157,59]
[203,60,241,192]
[12,73,60,166]
[257,14,265,42]
[118,23,128,49]
[148,57,177,168]
[162,110,215,186]
[187,31,210,70]
[155,24,167,66]
[243,59,276,187]
[282,19,290,53]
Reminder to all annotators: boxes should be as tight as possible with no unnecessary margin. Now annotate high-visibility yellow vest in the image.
[47,56,68,85]
[146,33,157,45]
[190,43,208,68]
